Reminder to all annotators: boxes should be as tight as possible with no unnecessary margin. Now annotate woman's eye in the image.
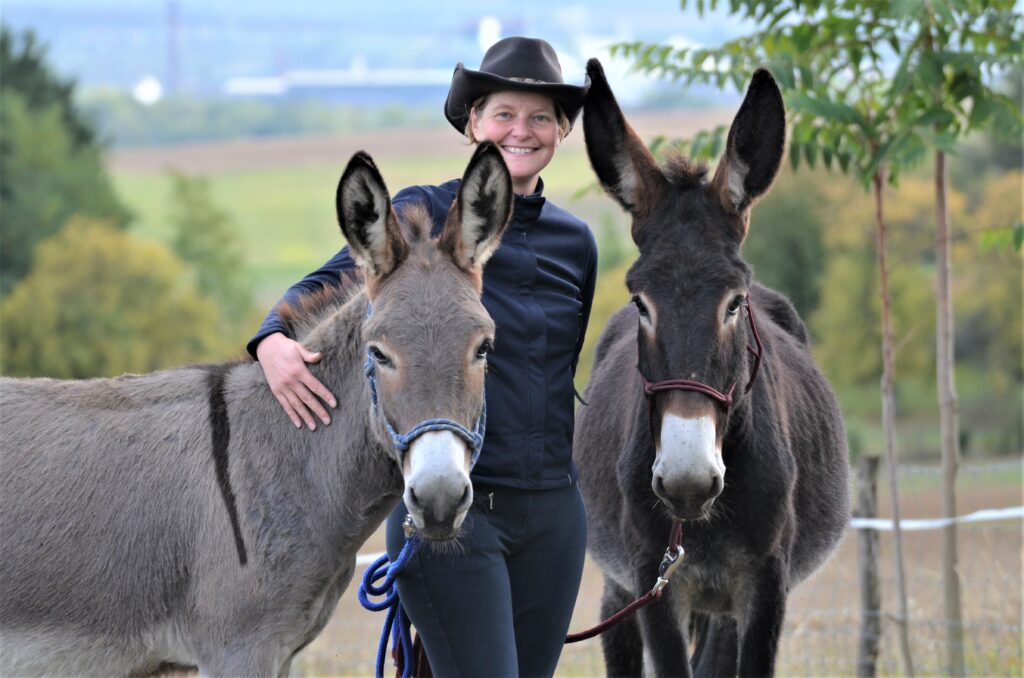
[370,346,392,366]
[533,114,552,124]
[726,295,745,317]
[495,111,513,120]
[475,339,494,360]
[631,295,650,319]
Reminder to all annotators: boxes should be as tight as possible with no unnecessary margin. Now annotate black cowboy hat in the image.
[444,37,590,134]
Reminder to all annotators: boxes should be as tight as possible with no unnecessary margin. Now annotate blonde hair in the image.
[464,94,571,143]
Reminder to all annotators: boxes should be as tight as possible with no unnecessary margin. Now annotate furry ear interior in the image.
[711,69,786,233]
[439,141,513,271]
[583,58,667,238]
[336,151,408,277]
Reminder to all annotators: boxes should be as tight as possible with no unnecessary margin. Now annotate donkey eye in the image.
[631,295,650,320]
[475,339,494,360]
[726,295,746,318]
[369,346,392,367]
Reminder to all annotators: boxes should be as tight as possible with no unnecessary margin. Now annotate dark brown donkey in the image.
[574,60,850,677]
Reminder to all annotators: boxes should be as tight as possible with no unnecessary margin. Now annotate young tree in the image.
[167,170,252,328]
[615,1,1022,674]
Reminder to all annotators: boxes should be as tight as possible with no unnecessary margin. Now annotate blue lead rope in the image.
[357,518,421,678]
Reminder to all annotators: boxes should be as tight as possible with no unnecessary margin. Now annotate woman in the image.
[248,37,596,676]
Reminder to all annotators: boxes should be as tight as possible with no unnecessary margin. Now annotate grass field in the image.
[293,463,1022,677]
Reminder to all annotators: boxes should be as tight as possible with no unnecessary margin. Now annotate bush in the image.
[0,218,233,378]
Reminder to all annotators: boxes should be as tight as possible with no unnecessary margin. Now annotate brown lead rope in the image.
[565,522,684,644]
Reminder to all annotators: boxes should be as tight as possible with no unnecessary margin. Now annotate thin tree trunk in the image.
[856,454,882,678]
[873,166,915,677]
[935,149,966,676]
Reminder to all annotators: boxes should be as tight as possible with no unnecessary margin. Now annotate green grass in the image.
[112,145,622,309]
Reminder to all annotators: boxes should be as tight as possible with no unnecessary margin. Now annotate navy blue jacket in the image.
[249,178,598,490]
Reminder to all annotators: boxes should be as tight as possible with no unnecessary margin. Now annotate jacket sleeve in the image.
[246,247,357,359]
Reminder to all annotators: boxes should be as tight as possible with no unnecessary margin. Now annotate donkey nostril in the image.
[709,474,724,498]
[653,474,666,497]
[459,485,471,507]
[407,487,421,510]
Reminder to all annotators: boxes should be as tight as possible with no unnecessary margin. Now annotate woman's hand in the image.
[256,332,337,430]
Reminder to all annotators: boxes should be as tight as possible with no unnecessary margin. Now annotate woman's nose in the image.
[511,116,531,137]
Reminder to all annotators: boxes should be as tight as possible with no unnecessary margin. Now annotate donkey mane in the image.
[661,149,709,189]
[276,275,364,343]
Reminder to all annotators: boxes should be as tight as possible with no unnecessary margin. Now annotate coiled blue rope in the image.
[357,517,421,678]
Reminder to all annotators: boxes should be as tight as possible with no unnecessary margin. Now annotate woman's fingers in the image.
[296,381,331,428]
[257,333,336,430]
[273,391,303,429]
[285,391,317,431]
[303,373,337,410]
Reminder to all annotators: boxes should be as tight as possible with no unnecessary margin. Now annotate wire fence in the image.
[294,461,1022,676]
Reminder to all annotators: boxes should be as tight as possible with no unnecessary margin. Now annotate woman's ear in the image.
[468,107,480,143]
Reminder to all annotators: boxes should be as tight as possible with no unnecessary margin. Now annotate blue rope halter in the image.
[363,350,487,469]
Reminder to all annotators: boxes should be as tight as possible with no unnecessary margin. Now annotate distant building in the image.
[224,67,453,106]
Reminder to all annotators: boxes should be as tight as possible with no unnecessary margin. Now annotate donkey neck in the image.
[302,290,404,538]
[229,289,402,560]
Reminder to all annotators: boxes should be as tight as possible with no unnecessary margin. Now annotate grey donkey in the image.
[0,142,514,677]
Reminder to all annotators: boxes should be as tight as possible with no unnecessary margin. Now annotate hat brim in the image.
[444,64,590,134]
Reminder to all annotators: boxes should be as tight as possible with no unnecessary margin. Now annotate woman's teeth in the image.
[503,146,535,154]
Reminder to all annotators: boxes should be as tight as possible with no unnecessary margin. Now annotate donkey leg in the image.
[692,615,738,678]
[599,577,643,677]
[737,556,787,677]
[636,586,690,677]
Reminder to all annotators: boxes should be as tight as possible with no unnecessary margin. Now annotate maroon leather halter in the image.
[641,300,764,411]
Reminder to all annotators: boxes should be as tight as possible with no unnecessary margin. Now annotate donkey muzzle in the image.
[652,413,725,519]
[404,431,473,540]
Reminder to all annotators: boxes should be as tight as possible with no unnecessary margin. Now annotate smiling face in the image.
[470,91,561,194]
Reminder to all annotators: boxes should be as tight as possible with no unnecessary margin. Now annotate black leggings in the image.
[385,483,587,678]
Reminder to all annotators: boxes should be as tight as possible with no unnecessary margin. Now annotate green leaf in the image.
[932,0,957,26]
[789,139,801,171]
[804,142,817,169]
[979,223,1024,253]
[918,52,946,88]
[914,107,956,130]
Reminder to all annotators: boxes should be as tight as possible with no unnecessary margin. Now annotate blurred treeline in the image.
[79,90,440,148]
[0,26,259,376]
[1,25,1020,460]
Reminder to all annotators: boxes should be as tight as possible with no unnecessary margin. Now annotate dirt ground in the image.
[108,110,734,175]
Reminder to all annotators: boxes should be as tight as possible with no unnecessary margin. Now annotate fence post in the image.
[856,453,882,677]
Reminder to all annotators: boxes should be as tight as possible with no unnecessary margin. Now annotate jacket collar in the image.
[511,177,545,227]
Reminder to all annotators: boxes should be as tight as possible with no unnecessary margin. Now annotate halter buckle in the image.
[402,514,417,539]
[650,544,685,596]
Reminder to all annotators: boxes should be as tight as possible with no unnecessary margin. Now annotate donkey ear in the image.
[337,151,409,277]
[439,141,513,271]
[711,69,786,230]
[583,58,667,232]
